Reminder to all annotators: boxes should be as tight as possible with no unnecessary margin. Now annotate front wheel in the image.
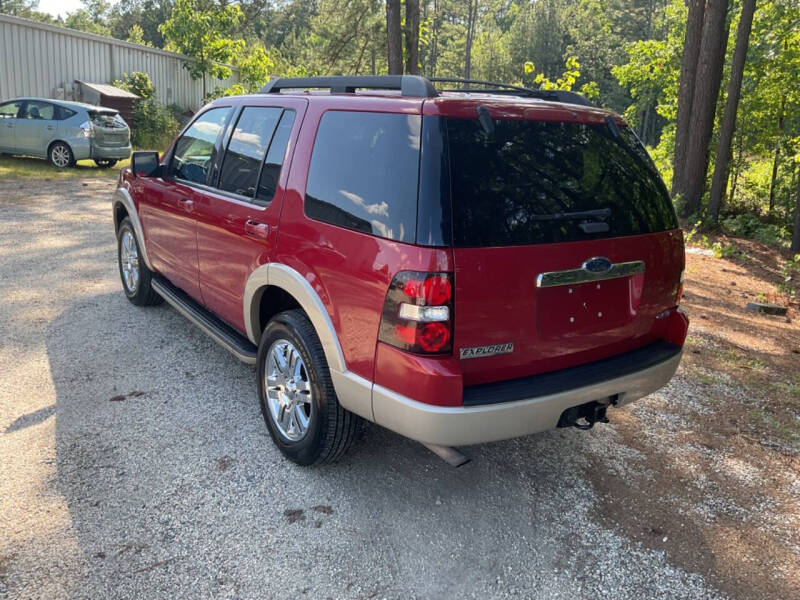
[117,217,162,306]
[48,142,74,168]
[257,310,362,465]
[95,158,117,168]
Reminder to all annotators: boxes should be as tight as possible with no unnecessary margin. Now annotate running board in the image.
[151,276,257,364]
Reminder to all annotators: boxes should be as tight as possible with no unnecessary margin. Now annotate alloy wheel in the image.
[120,230,140,293]
[265,339,313,441]
[51,145,70,168]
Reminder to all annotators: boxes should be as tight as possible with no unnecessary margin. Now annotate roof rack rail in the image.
[428,77,594,107]
[260,75,437,98]
[259,75,593,107]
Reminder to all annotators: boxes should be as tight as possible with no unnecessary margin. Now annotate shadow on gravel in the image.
[4,404,55,433]
[46,291,727,600]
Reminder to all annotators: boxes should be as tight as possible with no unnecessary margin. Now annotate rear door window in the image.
[218,106,282,198]
[21,101,55,120]
[171,107,232,185]
[304,111,420,244]
[445,118,678,247]
[256,110,295,204]
[55,106,76,120]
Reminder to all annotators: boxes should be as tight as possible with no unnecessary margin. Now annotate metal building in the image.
[0,13,240,110]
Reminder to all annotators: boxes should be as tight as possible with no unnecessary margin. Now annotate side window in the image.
[256,109,295,204]
[218,106,282,197]
[0,101,22,119]
[21,101,55,120]
[172,107,231,185]
[304,111,420,243]
[55,106,76,121]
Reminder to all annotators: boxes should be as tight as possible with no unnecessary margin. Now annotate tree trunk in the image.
[386,0,403,75]
[707,0,756,224]
[405,0,420,74]
[464,0,478,80]
[768,97,786,215]
[430,0,439,77]
[679,0,730,217]
[792,166,800,253]
[768,144,781,215]
[672,0,706,200]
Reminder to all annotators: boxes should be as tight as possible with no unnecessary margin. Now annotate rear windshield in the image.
[444,118,678,247]
[91,112,126,129]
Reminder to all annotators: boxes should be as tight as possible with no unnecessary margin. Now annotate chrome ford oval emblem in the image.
[582,256,613,274]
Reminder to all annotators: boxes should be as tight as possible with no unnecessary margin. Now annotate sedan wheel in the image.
[49,143,73,168]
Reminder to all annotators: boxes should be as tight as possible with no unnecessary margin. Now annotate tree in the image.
[707,0,757,223]
[464,0,478,79]
[671,0,705,201]
[793,168,800,253]
[109,0,174,48]
[302,0,384,75]
[405,0,420,74]
[386,0,402,73]
[126,23,151,45]
[159,0,244,99]
[678,0,729,217]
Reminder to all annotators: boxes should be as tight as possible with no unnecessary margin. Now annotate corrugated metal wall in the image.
[0,13,240,110]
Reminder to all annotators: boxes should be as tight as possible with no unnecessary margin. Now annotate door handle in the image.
[179,197,194,213]
[244,219,269,239]
[46,125,56,131]
[5,123,13,128]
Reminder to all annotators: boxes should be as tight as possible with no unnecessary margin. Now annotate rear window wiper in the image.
[530,208,611,221]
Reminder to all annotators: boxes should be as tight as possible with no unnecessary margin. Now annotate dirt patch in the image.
[589,237,800,600]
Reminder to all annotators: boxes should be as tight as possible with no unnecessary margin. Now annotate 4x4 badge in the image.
[459,343,514,360]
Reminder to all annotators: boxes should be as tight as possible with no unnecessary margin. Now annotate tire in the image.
[257,310,363,465]
[95,159,117,168]
[117,217,162,306]
[48,142,74,168]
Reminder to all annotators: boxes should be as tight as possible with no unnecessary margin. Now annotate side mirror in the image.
[131,151,161,178]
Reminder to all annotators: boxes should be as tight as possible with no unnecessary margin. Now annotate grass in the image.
[0,154,131,181]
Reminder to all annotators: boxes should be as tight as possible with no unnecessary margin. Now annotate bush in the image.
[113,72,180,149]
[720,213,789,247]
[130,100,180,149]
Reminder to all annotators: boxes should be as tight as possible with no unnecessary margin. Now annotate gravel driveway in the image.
[0,179,731,599]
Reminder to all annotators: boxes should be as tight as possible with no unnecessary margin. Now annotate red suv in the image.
[112,76,688,465]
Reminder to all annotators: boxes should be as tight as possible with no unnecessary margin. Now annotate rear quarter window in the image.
[445,118,678,247]
[304,111,421,244]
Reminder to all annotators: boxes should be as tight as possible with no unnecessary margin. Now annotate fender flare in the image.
[111,187,154,271]
[243,263,374,421]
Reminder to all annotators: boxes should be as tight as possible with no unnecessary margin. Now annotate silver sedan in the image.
[0,97,132,168]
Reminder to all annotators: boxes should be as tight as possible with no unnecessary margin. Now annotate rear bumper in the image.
[372,348,682,446]
[91,143,132,160]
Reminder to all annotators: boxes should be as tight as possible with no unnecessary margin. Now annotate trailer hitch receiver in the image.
[557,395,617,430]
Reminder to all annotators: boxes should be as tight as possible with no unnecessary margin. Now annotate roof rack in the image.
[260,75,437,98]
[428,77,593,107]
[259,75,592,107]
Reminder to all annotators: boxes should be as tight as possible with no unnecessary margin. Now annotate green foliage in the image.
[113,72,179,149]
[114,71,155,100]
[238,46,275,91]
[159,0,245,87]
[126,24,150,46]
[521,57,599,98]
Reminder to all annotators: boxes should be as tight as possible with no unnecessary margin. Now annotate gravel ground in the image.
[0,179,733,599]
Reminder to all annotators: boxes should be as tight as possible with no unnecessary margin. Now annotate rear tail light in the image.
[79,120,94,138]
[378,271,453,354]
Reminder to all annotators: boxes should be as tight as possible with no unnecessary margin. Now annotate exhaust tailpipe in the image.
[422,443,471,467]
